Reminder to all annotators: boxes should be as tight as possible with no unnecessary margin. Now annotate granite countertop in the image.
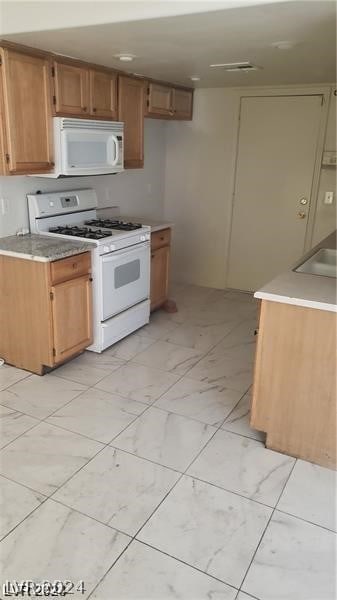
[119,216,174,233]
[254,231,337,312]
[0,234,93,262]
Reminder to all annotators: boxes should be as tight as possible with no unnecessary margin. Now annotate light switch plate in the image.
[324,191,334,205]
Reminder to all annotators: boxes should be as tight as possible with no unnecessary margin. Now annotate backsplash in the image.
[0,119,167,237]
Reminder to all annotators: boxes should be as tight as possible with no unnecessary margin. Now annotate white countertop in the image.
[119,216,173,233]
[254,231,337,312]
[0,234,93,262]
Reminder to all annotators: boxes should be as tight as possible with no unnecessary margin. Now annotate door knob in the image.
[298,212,306,219]
[300,198,308,205]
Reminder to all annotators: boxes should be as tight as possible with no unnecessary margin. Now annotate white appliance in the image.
[32,118,124,177]
[28,189,150,352]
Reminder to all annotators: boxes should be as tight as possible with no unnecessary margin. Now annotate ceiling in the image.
[1,1,336,88]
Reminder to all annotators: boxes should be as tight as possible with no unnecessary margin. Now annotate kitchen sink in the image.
[295,248,337,278]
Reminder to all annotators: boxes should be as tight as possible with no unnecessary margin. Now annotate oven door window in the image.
[115,259,140,288]
[101,244,150,321]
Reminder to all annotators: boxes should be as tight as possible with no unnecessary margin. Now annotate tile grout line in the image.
[0,297,260,595]
[238,458,299,594]
[0,356,191,545]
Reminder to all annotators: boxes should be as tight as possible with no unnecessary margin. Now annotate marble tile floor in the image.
[0,283,336,600]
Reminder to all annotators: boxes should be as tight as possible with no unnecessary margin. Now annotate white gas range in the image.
[27,188,151,352]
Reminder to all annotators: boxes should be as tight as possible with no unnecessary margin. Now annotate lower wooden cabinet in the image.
[0,252,93,375]
[51,275,92,363]
[251,300,336,469]
[150,228,171,311]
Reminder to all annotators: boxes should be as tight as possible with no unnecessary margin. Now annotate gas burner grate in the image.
[48,225,112,240]
[85,219,142,231]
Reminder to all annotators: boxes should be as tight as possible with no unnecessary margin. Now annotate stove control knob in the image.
[140,235,145,241]
[145,233,150,240]
[103,245,110,253]
[110,244,116,251]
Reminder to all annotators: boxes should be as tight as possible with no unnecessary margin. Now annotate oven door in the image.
[101,242,150,320]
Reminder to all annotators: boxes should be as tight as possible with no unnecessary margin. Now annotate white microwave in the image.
[33,117,124,178]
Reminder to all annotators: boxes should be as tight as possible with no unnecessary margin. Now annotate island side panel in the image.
[251,300,336,469]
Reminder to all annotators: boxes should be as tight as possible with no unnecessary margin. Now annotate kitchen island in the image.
[251,231,336,469]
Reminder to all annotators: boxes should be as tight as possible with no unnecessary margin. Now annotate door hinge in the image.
[50,291,54,300]
[51,66,55,77]
[52,347,56,357]
[52,95,56,105]
[5,153,10,164]
[321,95,325,106]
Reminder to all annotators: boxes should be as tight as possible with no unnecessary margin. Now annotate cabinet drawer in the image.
[151,228,171,250]
[50,252,91,284]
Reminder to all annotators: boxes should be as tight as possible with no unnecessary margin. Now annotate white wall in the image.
[164,85,336,288]
[0,119,167,237]
[312,92,337,245]
[163,88,239,288]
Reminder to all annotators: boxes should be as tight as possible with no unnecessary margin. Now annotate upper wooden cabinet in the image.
[53,59,89,117]
[52,59,118,120]
[118,75,145,169]
[172,88,193,120]
[146,81,193,120]
[89,68,117,119]
[0,47,53,175]
[146,82,174,117]
[0,41,194,176]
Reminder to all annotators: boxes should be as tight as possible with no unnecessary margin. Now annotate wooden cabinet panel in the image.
[118,75,145,168]
[53,60,89,116]
[51,274,93,363]
[150,245,170,311]
[173,88,193,120]
[89,69,117,119]
[0,49,53,174]
[0,252,92,374]
[50,252,91,285]
[251,300,337,469]
[147,82,173,117]
[151,228,171,251]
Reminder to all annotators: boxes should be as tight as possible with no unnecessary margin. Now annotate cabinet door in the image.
[89,69,117,119]
[1,48,53,174]
[147,82,173,117]
[53,60,89,116]
[173,88,193,120]
[118,75,145,168]
[150,245,170,311]
[51,275,92,363]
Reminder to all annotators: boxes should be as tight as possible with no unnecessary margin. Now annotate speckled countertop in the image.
[0,234,93,262]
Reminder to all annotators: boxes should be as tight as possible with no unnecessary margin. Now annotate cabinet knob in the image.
[83,106,87,112]
[93,107,97,112]
[151,253,155,259]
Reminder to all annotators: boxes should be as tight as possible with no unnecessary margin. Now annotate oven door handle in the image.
[101,242,150,262]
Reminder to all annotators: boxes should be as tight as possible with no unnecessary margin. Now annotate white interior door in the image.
[227,95,323,291]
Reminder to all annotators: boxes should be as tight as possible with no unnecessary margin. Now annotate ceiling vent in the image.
[210,62,261,72]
